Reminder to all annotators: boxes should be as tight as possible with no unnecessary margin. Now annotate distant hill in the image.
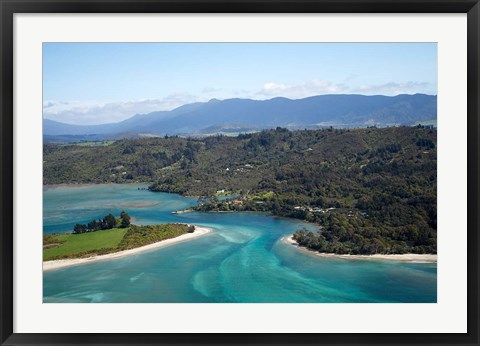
[43,94,436,137]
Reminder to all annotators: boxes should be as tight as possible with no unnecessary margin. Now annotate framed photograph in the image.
[1,0,479,345]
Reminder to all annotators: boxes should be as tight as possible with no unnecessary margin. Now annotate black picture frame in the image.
[1,0,479,345]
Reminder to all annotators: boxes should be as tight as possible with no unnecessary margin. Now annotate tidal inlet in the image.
[43,42,437,303]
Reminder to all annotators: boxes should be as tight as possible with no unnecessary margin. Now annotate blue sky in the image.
[43,43,437,125]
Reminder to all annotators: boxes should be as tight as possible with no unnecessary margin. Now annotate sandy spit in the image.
[282,235,437,263]
[43,226,212,272]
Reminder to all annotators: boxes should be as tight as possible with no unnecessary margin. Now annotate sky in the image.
[43,43,437,125]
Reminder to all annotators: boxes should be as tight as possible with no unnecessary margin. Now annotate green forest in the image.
[72,211,131,234]
[44,126,437,255]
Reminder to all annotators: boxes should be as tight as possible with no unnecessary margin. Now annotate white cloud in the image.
[42,101,56,109]
[255,79,347,98]
[263,82,289,92]
[355,81,433,95]
[43,93,201,125]
[255,79,435,99]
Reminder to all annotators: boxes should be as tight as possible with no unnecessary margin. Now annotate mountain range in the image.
[43,94,437,139]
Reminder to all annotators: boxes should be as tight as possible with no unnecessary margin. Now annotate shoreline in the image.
[43,226,212,272]
[44,184,203,199]
[282,235,437,263]
[43,182,154,190]
[172,208,194,214]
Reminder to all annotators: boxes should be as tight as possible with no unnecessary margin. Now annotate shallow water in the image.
[43,184,437,303]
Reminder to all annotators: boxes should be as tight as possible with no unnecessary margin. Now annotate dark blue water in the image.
[43,184,437,303]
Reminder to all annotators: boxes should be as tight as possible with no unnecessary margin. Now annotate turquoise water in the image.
[43,184,437,303]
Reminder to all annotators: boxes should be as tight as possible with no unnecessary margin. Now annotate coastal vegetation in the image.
[44,221,195,261]
[118,223,195,250]
[73,211,130,234]
[43,126,436,255]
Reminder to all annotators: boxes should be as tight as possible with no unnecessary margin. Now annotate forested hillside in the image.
[44,126,437,255]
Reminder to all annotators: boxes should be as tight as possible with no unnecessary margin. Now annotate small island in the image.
[43,212,211,271]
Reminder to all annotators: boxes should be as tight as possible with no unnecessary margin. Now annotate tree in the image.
[103,213,116,229]
[120,211,131,228]
[73,223,86,234]
[73,212,132,234]
[180,159,188,169]
[87,220,100,232]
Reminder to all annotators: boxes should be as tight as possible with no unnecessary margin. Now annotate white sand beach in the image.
[282,235,437,263]
[43,226,212,272]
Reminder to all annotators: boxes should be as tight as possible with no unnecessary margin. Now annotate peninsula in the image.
[43,212,212,271]
[283,235,437,263]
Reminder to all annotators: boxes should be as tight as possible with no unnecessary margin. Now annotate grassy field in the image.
[43,228,129,261]
[43,223,194,261]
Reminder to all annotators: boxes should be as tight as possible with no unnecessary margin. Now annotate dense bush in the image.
[118,223,191,250]
[45,126,437,255]
[73,211,130,234]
